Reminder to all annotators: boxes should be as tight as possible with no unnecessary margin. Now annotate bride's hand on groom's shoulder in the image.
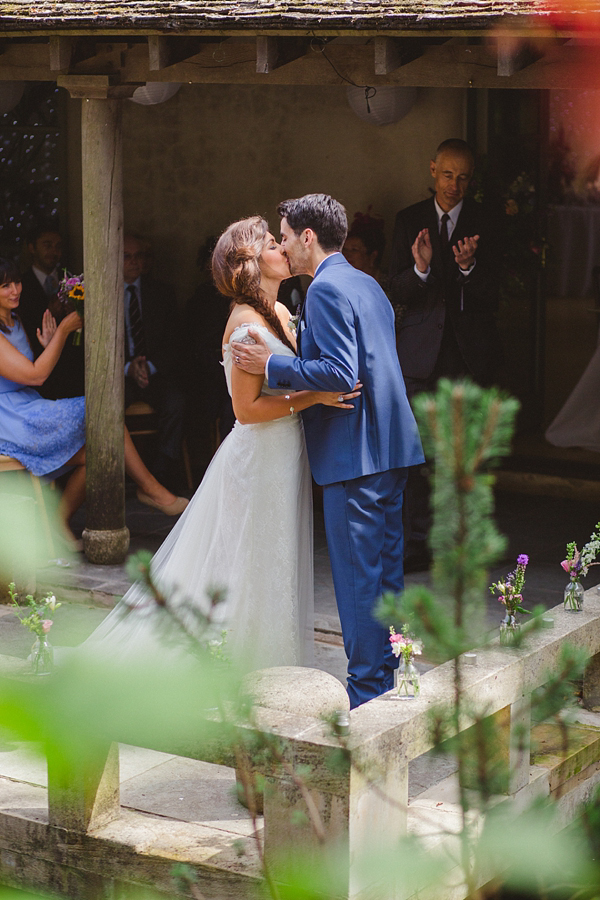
[231,328,270,375]
[319,382,362,409]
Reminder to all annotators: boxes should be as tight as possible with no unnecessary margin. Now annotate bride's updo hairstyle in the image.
[212,216,295,353]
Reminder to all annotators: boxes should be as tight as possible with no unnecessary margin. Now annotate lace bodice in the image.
[222,322,296,398]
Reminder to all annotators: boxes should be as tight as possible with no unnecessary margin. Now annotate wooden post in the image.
[80,98,130,564]
[47,741,120,832]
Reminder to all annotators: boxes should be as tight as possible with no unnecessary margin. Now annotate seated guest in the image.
[18,221,84,400]
[123,234,186,492]
[343,211,386,283]
[0,258,187,549]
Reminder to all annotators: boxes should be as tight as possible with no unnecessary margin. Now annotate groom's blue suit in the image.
[268,253,424,707]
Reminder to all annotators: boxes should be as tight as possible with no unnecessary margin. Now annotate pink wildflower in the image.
[41,620,53,634]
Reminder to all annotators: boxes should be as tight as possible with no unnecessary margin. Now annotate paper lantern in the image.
[0,82,25,115]
[129,83,182,106]
[346,85,417,126]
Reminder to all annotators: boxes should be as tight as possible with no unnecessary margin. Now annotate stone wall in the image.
[67,83,466,301]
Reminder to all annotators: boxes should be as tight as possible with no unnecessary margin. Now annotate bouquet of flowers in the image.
[389,625,422,664]
[562,522,600,580]
[57,271,84,345]
[8,582,61,637]
[489,554,530,618]
[561,523,600,611]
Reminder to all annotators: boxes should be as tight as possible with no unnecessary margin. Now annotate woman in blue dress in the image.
[0,258,187,548]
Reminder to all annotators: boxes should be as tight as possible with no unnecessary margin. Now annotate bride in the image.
[86,216,360,671]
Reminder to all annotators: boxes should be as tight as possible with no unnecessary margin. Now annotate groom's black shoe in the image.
[404,544,431,574]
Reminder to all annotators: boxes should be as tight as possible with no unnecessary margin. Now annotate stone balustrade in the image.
[2,588,600,899]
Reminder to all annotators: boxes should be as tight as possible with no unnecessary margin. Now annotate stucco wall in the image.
[104,83,466,300]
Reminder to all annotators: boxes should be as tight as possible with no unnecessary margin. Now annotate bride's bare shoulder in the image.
[222,304,264,346]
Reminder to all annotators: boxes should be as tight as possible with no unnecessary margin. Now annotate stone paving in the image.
[1,484,600,677]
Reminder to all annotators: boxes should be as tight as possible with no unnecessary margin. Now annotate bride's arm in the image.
[231,366,360,425]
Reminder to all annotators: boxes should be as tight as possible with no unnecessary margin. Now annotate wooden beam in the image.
[2,35,599,90]
[56,74,111,99]
[148,35,169,70]
[256,36,307,74]
[497,36,541,76]
[49,36,73,72]
[147,35,204,70]
[374,37,422,74]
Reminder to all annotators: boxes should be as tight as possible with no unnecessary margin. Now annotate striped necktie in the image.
[127,284,146,358]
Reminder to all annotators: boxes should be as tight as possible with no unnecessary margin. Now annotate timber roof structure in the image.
[0,0,587,36]
[0,1,596,91]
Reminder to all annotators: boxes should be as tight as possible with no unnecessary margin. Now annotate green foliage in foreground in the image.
[2,381,600,900]
[378,379,520,660]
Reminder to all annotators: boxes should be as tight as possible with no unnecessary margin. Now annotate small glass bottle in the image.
[31,636,53,675]
[396,658,420,699]
[564,578,584,612]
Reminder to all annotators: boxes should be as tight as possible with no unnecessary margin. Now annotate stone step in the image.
[496,469,600,502]
[531,722,600,795]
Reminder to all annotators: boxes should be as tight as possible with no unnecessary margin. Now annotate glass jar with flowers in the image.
[8,582,61,675]
[562,523,600,611]
[489,554,530,646]
[389,626,422,699]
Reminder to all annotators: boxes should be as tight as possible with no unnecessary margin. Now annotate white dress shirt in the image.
[414,199,475,281]
[32,265,59,291]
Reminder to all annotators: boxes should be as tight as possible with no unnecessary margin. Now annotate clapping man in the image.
[388,139,499,572]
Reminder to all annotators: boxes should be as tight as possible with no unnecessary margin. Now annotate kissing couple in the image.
[87,193,424,709]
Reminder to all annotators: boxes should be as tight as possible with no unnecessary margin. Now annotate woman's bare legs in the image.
[59,429,180,535]
[123,428,178,505]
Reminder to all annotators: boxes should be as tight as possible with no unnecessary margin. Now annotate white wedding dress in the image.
[85,324,314,671]
[545,330,600,453]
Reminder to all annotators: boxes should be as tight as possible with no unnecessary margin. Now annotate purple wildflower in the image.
[517,554,529,566]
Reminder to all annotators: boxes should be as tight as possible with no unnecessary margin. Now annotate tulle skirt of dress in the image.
[86,414,314,672]
[545,340,600,453]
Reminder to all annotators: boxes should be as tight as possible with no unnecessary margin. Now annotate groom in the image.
[232,194,424,708]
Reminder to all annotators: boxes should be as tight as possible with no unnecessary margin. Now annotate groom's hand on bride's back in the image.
[231,329,270,376]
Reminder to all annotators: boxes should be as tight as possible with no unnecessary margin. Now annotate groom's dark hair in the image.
[277,194,348,252]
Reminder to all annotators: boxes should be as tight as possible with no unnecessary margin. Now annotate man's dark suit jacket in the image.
[126,274,181,380]
[388,196,499,385]
[18,267,85,400]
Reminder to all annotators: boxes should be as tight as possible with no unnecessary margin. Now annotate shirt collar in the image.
[125,276,141,294]
[314,251,343,278]
[32,265,58,288]
[434,198,463,228]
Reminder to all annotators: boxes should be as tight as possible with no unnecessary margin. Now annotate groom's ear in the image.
[303,228,316,248]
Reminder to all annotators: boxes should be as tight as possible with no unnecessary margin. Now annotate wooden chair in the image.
[0,455,55,558]
[125,401,193,491]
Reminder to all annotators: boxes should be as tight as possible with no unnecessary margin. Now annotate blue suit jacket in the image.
[268,254,425,485]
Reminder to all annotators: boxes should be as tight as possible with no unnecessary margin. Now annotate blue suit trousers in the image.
[322,467,408,708]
